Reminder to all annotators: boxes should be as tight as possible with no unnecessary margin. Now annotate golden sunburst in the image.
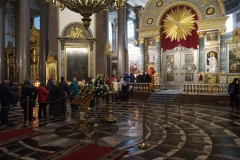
[163,7,196,42]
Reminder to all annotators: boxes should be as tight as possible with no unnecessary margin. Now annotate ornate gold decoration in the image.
[137,26,162,38]
[195,17,228,31]
[139,38,145,44]
[197,31,205,38]
[201,0,210,6]
[216,0,226,16]
[219,29,225,36]
[67,27,85,38]
[46,55,57,84]
[206,7,215,15]
[147,17,153,25]
[46,0,126,29]
[232,27,240,46]
[30,25,40,44]
[154,36,161,42]
[132,39,138,46]
[156,0,163,7]
[163,7,195,42]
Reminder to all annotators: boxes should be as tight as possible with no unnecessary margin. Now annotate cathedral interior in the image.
[0,0,240,159]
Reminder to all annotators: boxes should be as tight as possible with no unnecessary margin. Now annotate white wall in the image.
[59,8,96,37]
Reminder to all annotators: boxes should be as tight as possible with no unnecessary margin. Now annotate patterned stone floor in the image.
[0,100,240,160]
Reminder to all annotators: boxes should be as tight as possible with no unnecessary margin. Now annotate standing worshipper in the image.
[36,82,49,118]
[20,79,37,124]
[59,77,69,115]
[228,78,239,110]
[0,78,13,125]
[69,78,79,111]
[46,77,53,91]
[49,81,61,116]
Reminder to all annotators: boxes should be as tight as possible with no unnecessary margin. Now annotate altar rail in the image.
[129,83,149,91]
[183,84,229,95]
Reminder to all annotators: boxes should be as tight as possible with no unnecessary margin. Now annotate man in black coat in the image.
[59,77,69,115]
[0,78,12,125]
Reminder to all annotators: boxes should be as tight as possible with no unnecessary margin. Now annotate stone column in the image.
[198,32,205,74]
[18,0,30,83]
[111,21,117,51]
[219,29,227,73]
[103,11,109,77]
[39,2,49,81]
[155,36,161,84]
[0,1,6,81]
[117,6,126,78]
[95,11,108,77]
[132,6,142,47]
[139,38,145,74]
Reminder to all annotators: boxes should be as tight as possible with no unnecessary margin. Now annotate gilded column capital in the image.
[139,38,145,44]
[133,6,142,18]
[219,29,226,35]
[154,36,161,42]
[197,31,205,38]
[111,22,117,32]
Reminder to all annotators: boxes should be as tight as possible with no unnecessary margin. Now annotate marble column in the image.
[39,2,49,82]
[139,38,145,73]
[111,21,117,51]
[117,6,126,78]
[155,36,161,84]
[18,0,30,83]
[198,32,205,74]
[0,1,5,81]
[132,6,142,47]
[219,29,227,73]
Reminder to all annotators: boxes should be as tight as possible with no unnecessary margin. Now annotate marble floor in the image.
[0,100,240,160]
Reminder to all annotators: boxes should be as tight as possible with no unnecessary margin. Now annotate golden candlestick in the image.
[105,83,117,123]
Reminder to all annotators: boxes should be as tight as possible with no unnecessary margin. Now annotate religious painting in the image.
[129,50,140,74]
[206,32,218,42]
[167,73,174,81]
[206,51,218,72]
[166,55,174,72]
[65,47,89,82]
[229,48,240,73]
[111,62,117,77]
[185,73,193,81]
[185,54,193,63]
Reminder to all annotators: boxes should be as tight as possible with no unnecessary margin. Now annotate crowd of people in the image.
[0,71,152,126]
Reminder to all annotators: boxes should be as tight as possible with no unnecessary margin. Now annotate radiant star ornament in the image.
[163,7,196,42]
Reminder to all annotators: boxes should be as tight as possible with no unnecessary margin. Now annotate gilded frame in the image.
[64,46,90,82]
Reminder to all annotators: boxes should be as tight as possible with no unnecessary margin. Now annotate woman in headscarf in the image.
[49,81,61,116]
[20,79,37,124]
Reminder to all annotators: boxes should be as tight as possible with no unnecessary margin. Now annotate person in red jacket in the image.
[36,82,48,118]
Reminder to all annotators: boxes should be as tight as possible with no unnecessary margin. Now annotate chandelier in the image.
[46,0,127,29]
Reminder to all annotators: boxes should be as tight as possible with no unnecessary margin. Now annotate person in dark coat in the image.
[9,81,18,107]
[36,82,49,118]
[20,79,37,123]
[59,77,69,115]
[143,71,151,83]
[49,82,61,116]
[0,78,12,125]
[130,72,135,83]
[229,78,239,110]
[46,77,53,91]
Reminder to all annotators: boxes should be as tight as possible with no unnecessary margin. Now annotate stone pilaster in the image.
[117,6,126,78]
[219,29,227,73]
[39,2,49,81]
[139,38,145,74]
[132,6,142,47]
[18,0,30,83]
[111,21,117,51]
[198,31,205,74]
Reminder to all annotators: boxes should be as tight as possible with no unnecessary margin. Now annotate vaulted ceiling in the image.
[6,0,240,21]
